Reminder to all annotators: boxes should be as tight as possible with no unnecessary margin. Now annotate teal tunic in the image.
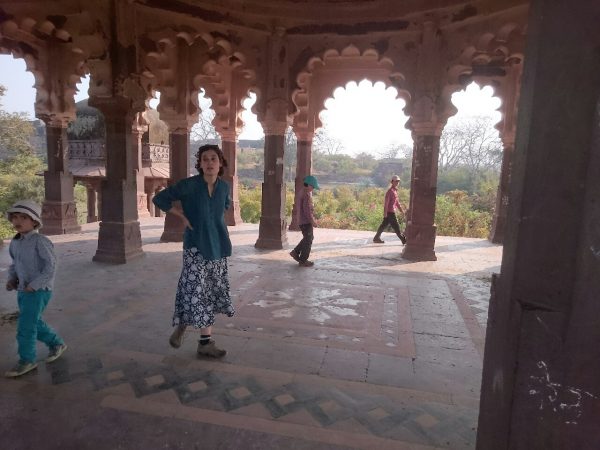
[153,175,232,260]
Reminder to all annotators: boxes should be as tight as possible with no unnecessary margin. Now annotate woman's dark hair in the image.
[195,144,228,176]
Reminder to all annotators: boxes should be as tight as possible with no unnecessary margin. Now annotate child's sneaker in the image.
[45,344,68,363]
[5,361,38,378]
[197,340,227,358]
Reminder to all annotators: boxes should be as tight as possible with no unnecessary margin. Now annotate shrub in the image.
[237,185,493,238]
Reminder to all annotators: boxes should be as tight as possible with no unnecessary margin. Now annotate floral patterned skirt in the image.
[173,248,235,328]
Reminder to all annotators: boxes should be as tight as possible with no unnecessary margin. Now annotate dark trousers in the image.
[375,213,405,240]
[293,223,314,262]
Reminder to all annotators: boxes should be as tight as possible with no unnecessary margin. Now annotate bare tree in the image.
[379,144,399,160]
[313,128,344,156]
[283,127,297,181]
[191,109,219,143]
[439,125,466,170]
[439,115,502,173]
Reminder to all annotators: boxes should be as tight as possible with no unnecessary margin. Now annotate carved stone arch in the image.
[0,14,97,124]
[192,40,258,137]
[140,29,215,126]
[140,29,257,133]
[442,21,526,124]
[291,44,410,137]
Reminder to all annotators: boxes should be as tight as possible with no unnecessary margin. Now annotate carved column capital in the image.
[410,121,445,137]
[294,129,315,142]
[218,129,238,142]
[161,115,196,134]
[39,114,74,129]
[262,120,288,136]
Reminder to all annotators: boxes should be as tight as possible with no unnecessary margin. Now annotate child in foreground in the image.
[4,200,67,378]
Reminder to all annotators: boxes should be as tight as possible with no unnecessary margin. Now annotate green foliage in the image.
[74,182,88,224]
[239,183,295,224]
[239,184,262,223]
[434,190,492,238]
[437,166,473,193]
[0,88,35,158]
[0,153,46,239]
[238,184,490,238]
[0,85,47,239]
[471,173,500,213]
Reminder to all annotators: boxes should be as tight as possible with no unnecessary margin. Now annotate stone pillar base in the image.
[93,221,144,264]
[255,216,288,249]
[137,194,150,218]
[402,222,437,261]
[41,201,81,235]
[136,174,150,218]
[160,212,185,242]
[401,243,437,261]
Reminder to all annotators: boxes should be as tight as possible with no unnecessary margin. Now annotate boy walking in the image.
[373,175,407,244]
[290,175,319,267]
[4,200,67,378]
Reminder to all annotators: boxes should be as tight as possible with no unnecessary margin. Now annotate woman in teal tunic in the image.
[153,144,234,358]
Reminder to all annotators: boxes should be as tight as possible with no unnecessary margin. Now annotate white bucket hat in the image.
[391,175,400,182]
[7,200,43,228]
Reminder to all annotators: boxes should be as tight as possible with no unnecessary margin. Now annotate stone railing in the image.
[68,140,106,159]
[142,143,170,163]
[67,140,170,163]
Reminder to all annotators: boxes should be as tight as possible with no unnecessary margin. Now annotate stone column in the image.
[489,63,522,244]
[96,183,102,222]
[488,132,515,244]
[145,182,155,217]
[86,184,98,223]
[92,103,143,263]
[220,131,243,226]
[160,127,190,242]
[41,120,81,234]
[402,122,443,261]
[255,118,288,249]
[255,28,290,249]
[132,113,150,219]
[477,0,600,447]
[289,131,313,231]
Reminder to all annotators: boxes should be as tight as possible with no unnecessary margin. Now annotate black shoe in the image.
[289,250,301,262]
[400,234,407,245]
[373,237,384,244]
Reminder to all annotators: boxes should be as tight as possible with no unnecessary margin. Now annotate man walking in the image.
[373,175,407,245]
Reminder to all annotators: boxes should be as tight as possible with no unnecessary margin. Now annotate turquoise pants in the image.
[17,290,63,363]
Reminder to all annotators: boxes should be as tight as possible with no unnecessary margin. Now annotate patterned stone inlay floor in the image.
[30,350,477,449]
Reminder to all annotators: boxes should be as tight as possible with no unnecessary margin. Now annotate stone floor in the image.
[0,218,502,450]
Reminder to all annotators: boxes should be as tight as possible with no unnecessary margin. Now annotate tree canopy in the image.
[0,85,45,238]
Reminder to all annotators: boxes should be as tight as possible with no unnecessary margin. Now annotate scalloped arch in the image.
[442,21,525,123]
[292,44,410,133]
[0,15,93,123]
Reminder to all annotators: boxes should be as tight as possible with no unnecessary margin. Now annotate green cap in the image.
[303,175,320,190]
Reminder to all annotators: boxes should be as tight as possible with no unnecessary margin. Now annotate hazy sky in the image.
[0,55,500,156]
